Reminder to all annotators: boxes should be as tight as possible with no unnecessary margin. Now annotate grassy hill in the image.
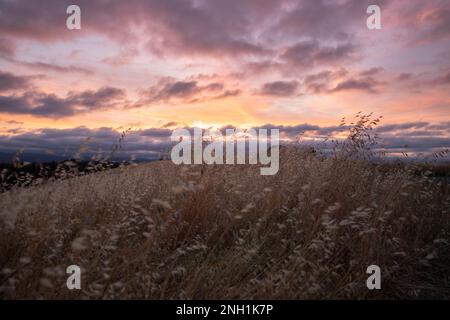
[0,147,449,299]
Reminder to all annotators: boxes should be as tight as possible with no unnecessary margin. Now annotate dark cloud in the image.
[243,123,345,139]
[161,121,181,128]
[67,87,125,108]
[0,1,68,41]
[376,122,429,133]
[140,77,240,104]
[302,68,384,95]
[359,68,384,77]
[380,136,450,152]
[0,0,269,58]
[155,81,199,100]
[426,121,450,131]
[420,8,450,43]
[400,130,445,137]
[213,89,241,100]
[1,120,450,162]
[281,41,355,68]
[214,120,450,156]
[259,80,299,97]
[254,121,450,155]
[331,77,382,94]
[274,0,390,41]
[403,3,450,45]
[258,123,321,136]
[245,40,356,78]
[0,126,172,161]
[246,60,285,76]
[0,71,32,92]
[0,87,126,118]
[0,0,393,68]
[140,128,172,137]
[17,61,93,75]
[303,69,347,94]
[0,0,447,66]
[0,95,31,114]
[304,81,329,95]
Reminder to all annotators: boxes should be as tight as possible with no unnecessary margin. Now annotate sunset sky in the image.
[0,0,449,160]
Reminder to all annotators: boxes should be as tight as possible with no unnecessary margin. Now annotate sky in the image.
[0,0,449,160]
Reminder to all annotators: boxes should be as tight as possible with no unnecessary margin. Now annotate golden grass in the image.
[0,145,449,299]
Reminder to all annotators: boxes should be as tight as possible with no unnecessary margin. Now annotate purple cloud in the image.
[259,80,299,97]
[0,71,32,92]
[0,87,126,118]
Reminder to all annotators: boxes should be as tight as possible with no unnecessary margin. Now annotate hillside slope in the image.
[0,148,449,299]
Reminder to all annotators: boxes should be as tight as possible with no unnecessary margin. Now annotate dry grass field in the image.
[1,0,450,303]
[0,143,449,299]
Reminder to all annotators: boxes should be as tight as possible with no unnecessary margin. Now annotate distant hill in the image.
[0,151,157,165]
[0,152,67,164]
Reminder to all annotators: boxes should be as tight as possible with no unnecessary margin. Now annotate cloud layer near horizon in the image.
[1,120,449,162]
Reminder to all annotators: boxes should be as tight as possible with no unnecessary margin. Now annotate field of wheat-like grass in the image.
[0,144,449,299]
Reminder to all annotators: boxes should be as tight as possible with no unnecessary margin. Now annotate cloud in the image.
[0,0,270,58]
[0,87,126,118]
[3,120,23,125]
[303,69,347,94]
[0,0,383,65]
[0,0,446,65]
[139,128,172,137]
[1,120,450,162]
[101,46,140,66]
[374,122,450,153]
[0,38,15,58]
[419,7,450,43]
[253,123,321,137]
[17,61,93,75]
[273,0,390,41]
[162,121,180,128]
[67,87,125,108]
[260,121,450,155]
[0,71,32,92]
[212,89,241,100]
[0,95,34,114]
[431,71,450,86]
[358,68,384,77]
[0,0,449,135]
[281,41,355,69]
[252,121,450,148]
[380,136,450,153]
[139,77,240,105]
[302,68,384,95]
[426,121,450,131]
[397,72,414,82]
[331,77,382,94]
[246,60,285,76]
[155,81,201,100]
[0,126,172,161]
[245,40,356,78]
[259,80,299,97]
[396,3,450,45]
[376,122,429,133]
